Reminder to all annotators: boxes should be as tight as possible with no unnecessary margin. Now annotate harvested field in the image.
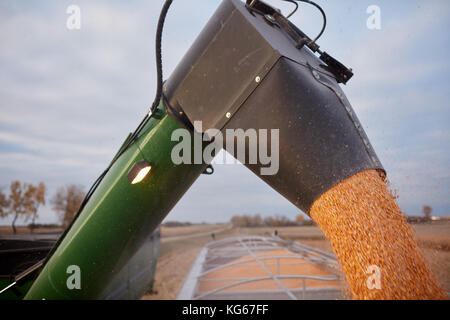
[0,225,63,235]
[413,221,450,291]
[5,219,447,299]
[161,224,226,238]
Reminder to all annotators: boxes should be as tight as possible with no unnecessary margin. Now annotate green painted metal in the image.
[100,229,160,299]
[24,104,207,299]
[0,278,34,300]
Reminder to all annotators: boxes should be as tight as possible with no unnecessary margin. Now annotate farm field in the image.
[2,221,448,299]
[144,220,450,299]
[160,224,227,238]
[0,226,63,235]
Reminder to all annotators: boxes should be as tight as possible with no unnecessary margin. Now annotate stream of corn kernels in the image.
[310,170,446,299]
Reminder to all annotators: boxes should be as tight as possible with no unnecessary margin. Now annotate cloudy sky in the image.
[0,0,449,224]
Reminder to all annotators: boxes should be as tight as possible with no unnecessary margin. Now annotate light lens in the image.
[127,160,152,184]
[131,166,151,184]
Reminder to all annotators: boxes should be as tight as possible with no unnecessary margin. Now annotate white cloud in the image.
[0,0,449,226]
[344,0,450,88]
[0,131,113,158]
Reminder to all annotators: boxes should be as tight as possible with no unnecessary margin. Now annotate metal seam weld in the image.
[306,63,382,169]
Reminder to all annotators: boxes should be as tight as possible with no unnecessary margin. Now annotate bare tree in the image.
[423,205,432,221]
[8,181,34,234]
[231,214,295,227]
[0,189,10,219]
[24,182,46,233]
[52,185,85,228]
[264,215,293,227]
[251,214,262,227]
[296,214,305,224]
[231,215,251,227]
[231,215,243,227]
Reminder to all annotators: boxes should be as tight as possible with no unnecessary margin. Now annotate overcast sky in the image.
[0,0,449,225]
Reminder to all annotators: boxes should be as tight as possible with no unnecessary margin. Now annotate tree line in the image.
[230,214,311,227]
[0,181,85,234]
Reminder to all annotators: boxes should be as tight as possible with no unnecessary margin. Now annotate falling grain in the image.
[310,169,446,299]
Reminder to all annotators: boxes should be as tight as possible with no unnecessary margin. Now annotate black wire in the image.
[285,0,299,18]
[282,0,327,44]
[86,0,174,206]
[79,0,174,218]
[151,0,173,113]
[299,0,326,44]
[42,0,174,264]
[78,0,321,223]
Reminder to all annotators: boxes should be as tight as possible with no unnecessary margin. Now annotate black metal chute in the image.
[164,0,384,214]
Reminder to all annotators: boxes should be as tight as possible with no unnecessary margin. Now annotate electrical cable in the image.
[41,0,174,264]
[151,0,173,114]
[78,0,174,219]
[282,0,326,45]
[41,0,329,267]
[299,0,326,44]
[285,0,298,18]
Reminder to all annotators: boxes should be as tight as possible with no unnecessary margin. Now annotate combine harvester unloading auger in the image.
[3,0,444,299]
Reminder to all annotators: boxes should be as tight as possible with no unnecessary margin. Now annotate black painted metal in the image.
[164,0,385,214]
[224,57,384,213]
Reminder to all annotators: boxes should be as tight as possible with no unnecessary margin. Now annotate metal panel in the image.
[24,105,209,299]
[224,57,384,212]
[174,9,278,132]
[164,0,337,133]
[164,0,385,214]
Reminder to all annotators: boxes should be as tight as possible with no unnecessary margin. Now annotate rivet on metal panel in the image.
[312,70,320,80]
